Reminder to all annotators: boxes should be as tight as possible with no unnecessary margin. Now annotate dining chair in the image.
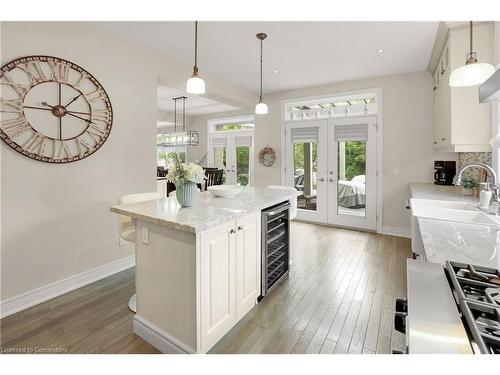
[204,169,224,191]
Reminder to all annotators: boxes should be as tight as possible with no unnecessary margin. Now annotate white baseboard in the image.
[0,255,135,319]
[133,314,194,354]
[381,226,411,238]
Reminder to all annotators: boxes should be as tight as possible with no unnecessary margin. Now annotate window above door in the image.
[285,94,378,121]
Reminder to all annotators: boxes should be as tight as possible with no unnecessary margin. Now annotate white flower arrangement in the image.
[166,156,206,185]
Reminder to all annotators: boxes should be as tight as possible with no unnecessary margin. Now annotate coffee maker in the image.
[434,161,456,185]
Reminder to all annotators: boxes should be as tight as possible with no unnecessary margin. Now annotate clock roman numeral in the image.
[48,61,70,83]
[17,62,47,84]
[53,140,71,159]
[0,99,22,115]
[0,73,30,97]
[86,125,105,140]
[23,133,46,154]
[75,136,93,155]
[91,109,111,123]
[1,117,31,138]
[85,90,106,104]
[73,72,89,89]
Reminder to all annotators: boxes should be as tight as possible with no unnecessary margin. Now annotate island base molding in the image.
[133,314,195,354]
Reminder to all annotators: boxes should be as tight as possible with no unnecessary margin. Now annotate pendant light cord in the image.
[174,98,177,133]
[259,38,263,101]
[183,97,186,132]
[194,21,198,74]
[469,21,473,55]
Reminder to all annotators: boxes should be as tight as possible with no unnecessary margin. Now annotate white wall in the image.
[0,22,254,308]
[192,71,456,231]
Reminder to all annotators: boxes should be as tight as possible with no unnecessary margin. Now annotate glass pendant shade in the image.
[186,74,205,94]
[449,62,495,87]
[255,101,268,114]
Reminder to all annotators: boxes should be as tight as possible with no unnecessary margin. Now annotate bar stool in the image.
[118,192,163,312]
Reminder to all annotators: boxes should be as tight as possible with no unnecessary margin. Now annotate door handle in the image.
[237,226,243,231]
[230,229,236,234]
[329,178,335,182]
[318,178,325,182]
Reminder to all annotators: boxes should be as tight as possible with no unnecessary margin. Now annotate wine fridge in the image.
[260,201,290,298]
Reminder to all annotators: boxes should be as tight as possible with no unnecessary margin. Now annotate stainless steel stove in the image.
[395,259,500,354]
[446,261,500,354]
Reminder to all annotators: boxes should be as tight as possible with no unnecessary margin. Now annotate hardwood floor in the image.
[0,221,411,354]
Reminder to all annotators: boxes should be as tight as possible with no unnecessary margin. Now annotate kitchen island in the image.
[110,187,299,353]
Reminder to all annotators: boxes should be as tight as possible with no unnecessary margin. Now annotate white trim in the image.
[380,226,411,239]
[207,115,255,186]
[133,314,195,354]
[280,87,384,233]
[0,255,135,318]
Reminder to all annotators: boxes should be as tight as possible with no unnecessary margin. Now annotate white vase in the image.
[176,181,197,207]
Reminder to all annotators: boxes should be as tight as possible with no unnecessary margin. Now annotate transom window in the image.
[215,123,254,132]
[285,95,377,121]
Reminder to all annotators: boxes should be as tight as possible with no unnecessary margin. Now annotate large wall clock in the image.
[0,55,113,163]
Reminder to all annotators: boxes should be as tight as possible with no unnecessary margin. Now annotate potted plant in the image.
[167,155,206,207]
[460,175,477,196]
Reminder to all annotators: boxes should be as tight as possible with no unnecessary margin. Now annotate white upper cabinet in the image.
[433,22,494,153]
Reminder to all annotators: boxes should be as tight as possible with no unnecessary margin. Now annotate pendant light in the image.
[449,21,495,87]
[255,33,268,115]
[186,21,206,94]
[159,96,199,147]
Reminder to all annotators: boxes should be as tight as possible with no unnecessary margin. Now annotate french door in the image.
[285,116,377,230]
[209,131,254,186]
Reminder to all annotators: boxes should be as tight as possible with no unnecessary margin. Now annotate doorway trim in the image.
[207,115,255,186]
[280,88,383,233]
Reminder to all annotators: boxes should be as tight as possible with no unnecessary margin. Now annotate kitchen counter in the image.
[406,259,472,354]
[409,183,500,269]
[409,182,477,203]
[111,187,299,233]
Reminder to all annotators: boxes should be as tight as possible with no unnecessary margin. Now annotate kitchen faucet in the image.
[454,163,500,215]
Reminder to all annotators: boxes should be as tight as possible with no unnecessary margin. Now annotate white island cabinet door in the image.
[235,212,261,320]
[199,221,236,353]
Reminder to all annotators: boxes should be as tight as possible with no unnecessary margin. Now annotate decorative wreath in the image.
[258,145,276,167]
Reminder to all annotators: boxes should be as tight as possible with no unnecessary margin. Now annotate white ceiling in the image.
[103,21,439,94]
[157,85,240,115]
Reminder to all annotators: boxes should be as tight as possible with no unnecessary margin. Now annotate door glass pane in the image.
[294,142,318,211]
[213,147,227,183]
[337,140,366,217]
[236,146,250,186]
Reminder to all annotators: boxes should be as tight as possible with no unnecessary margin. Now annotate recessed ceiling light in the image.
[377,49,384,53]
[273,69,279,74]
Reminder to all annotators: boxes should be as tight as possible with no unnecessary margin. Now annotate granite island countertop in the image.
[110,186,300,233]
[409,183,500,269]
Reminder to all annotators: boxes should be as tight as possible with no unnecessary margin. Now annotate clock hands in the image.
[64,93,82,108]
[58,83,62,139]
[41,102,95,125]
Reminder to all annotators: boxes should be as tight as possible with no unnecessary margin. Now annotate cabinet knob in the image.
[237,226,243,231]
[230,229,236,234]
[441,137,446,141]
[433,141,438,144]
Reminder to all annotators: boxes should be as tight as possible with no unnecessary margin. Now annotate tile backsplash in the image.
[458,152,492,182]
